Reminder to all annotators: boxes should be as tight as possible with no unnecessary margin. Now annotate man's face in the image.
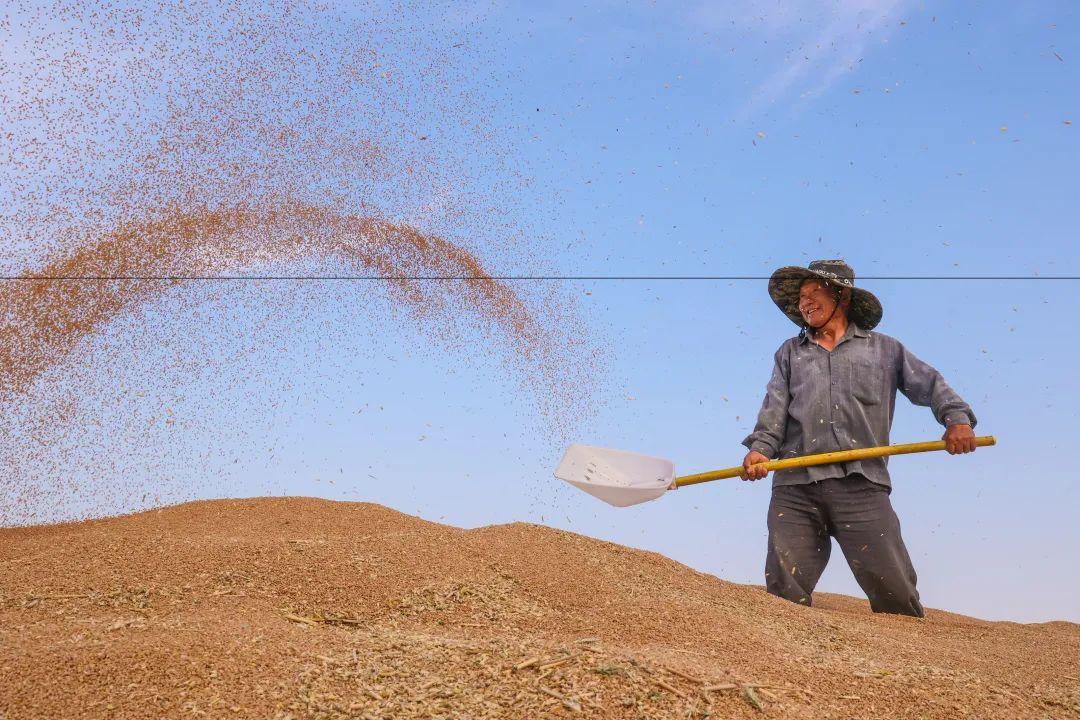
[798,279,845,326]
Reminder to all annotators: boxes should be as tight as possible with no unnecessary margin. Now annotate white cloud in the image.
[691,0,910,120]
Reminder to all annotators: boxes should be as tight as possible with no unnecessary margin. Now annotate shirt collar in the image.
[797,321,868,345]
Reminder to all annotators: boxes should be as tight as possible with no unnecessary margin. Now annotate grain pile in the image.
[2,498,1078,719]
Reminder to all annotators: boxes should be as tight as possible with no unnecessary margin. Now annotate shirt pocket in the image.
[850,360,883,406]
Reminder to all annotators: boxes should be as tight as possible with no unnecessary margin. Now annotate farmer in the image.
[741,259,978,617]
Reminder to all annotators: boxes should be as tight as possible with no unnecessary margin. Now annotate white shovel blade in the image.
[554,444,674,507]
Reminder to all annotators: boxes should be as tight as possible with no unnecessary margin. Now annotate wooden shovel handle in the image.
[673,436,997,488]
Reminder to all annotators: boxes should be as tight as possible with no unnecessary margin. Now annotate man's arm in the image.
[896,342,978,454]
[740,345,791,478]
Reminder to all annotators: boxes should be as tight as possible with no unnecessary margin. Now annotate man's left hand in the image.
[943,424,977,454]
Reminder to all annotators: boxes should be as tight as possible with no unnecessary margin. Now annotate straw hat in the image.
[768,259,883,331]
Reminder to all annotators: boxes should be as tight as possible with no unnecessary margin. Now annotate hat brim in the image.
[768,266,882,331]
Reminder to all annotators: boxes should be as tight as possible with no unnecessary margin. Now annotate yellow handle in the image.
[673,435,997,488]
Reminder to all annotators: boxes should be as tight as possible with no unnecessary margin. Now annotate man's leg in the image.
[765,484,832,606]
[824,476,925,617]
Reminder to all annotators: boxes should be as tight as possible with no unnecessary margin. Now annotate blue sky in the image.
[2,0,1078,622]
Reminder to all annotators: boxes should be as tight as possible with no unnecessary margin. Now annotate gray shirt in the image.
[741,322,976,488]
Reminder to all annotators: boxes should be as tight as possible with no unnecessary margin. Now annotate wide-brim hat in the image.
[768,259,883,331]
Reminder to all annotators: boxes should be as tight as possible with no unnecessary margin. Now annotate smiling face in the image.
[798,278,849,328]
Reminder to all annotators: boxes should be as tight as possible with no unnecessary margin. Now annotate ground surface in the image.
[1,497,1077,719]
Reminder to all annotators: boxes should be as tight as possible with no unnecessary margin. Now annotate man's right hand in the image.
[741,450,771,481]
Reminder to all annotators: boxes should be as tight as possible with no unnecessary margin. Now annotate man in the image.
[741,259,978,617]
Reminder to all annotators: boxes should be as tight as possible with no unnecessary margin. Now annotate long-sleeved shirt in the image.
[741,322,976,488]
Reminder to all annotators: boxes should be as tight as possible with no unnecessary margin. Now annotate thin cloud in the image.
[693,0,909,121]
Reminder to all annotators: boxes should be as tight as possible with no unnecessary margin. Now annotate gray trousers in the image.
[765,474,924,617]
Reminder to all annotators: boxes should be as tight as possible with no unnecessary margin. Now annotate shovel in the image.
[554,436,997,507]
